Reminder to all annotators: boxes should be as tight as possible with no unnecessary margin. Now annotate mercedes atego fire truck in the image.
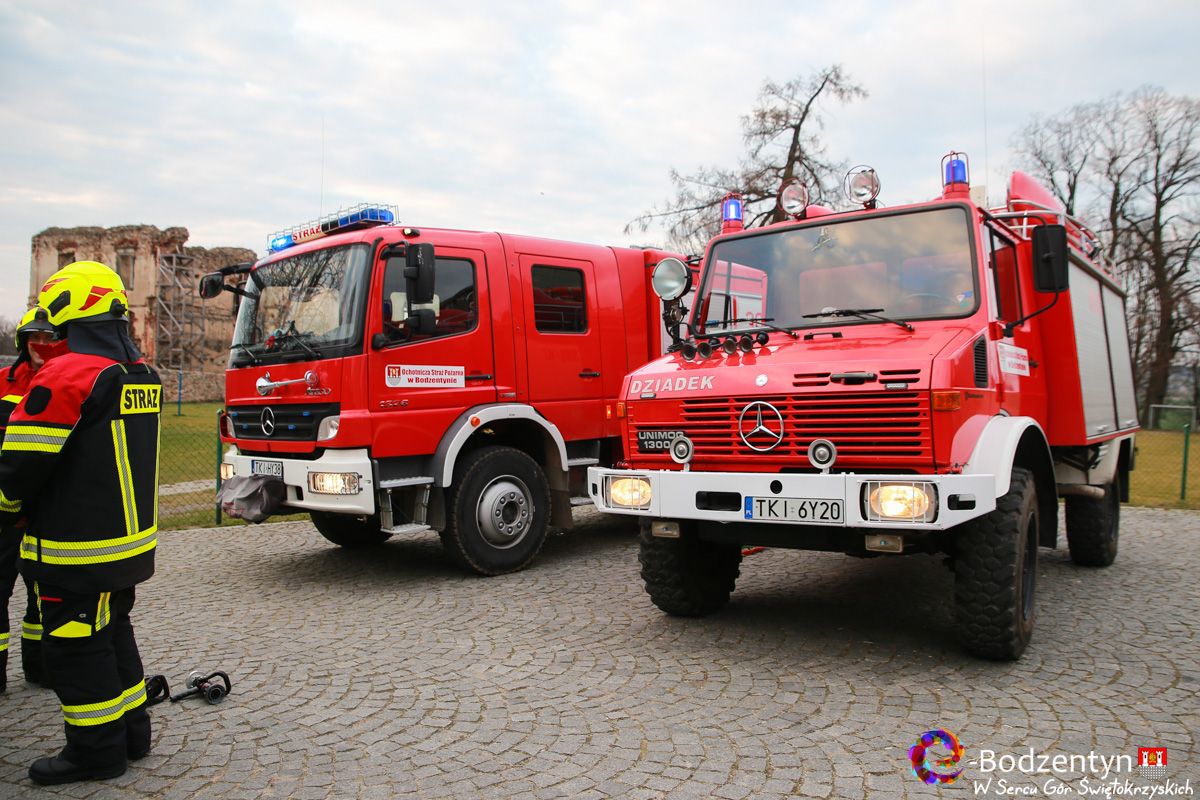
[588,155,1138,659]
[200,207,685,575]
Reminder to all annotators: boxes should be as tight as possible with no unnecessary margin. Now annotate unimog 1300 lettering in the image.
[200,205,686,575]
[589,155,1138,659]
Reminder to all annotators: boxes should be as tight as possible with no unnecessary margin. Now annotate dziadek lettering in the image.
[629,376,714,394]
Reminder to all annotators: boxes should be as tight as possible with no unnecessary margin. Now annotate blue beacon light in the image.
[944,157,968,186]
[722,196,744,222]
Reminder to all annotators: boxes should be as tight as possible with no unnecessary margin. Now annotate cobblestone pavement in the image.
[1,506,1196,799]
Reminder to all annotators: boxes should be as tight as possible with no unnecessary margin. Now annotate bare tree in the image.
[627,65,867,252]
[1014,87,1200,420]
[0,317,17,357]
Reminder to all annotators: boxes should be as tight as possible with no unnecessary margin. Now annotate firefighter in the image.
[0,308,57,691]
[0,261,162,785]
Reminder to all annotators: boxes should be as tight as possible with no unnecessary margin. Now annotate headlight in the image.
[865,482,936,522]
[220,463,235,481]
[608,476,652,508]
[309,472,362,495]
[317,415,340,441]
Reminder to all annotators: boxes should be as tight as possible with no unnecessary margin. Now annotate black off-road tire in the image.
[638,522,742,617]
[1065,477,1120,567]
[441,446,550,576]
[953,467,1039,661]
[310,512,390,548]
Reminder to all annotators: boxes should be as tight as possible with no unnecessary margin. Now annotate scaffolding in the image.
[154,252,206,370]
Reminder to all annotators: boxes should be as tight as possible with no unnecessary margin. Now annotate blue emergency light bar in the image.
[267,204,398,253]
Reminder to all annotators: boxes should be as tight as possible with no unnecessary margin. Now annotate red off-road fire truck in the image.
[588,155,1139,660]
[200,206,684,575]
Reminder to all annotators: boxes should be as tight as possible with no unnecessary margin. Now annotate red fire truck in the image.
[200,206,684,575]
[588,155,1139,660]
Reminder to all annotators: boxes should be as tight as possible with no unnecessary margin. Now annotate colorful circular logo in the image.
[909,729,965,785]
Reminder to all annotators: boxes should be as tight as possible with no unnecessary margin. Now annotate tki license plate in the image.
[250,459,283,478]
[744,496,844,524]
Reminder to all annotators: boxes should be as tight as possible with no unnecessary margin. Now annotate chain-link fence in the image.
[1127,428,1199,509]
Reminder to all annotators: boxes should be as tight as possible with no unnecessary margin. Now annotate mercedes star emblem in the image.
[737,401,785,452]
[260,406,276,437]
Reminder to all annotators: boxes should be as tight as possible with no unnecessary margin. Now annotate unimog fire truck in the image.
[588,154,1138,660]
[199,206,685,575]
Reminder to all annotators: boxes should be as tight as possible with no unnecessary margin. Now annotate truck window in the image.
[531,265,587,333]
[987,227,1021,322]
[382,256,477,343]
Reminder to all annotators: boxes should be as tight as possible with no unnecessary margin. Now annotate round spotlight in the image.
[651,258,692,301]
[807,438,838,471]
[779,178,809,217]
[680,342,697,360]
[669,435,694,465]
[722,336,738,355]
[696,340,713,359]
[738,334,754,352]
[755,331,770,346]
[843,166,881,206]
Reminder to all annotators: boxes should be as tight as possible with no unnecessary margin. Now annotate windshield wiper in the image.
[800,307,914,332]
[230,342,260,365]
[703,316,798,339]
[271,323,321,359]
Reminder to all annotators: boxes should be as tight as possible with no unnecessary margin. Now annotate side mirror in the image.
[199,272,226,300]
[405,243,436,305]
[405,308,436,335]
[1032,224,1069,293]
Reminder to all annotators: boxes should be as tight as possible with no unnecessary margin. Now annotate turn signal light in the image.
[932,391,962,411]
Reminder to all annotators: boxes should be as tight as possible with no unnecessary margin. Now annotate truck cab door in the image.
[519,255,605,441]
[367,245,496,459]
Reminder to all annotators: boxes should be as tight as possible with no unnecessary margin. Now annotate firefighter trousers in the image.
[37,584,151,767]
[0,525,42,688]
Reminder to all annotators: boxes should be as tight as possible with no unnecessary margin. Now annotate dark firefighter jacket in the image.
[0,327,162,593]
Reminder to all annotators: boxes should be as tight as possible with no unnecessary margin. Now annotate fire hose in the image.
[145,670,232,707]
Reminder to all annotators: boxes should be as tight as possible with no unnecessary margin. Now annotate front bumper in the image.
[222,446,375,515]
[587,467,997,531]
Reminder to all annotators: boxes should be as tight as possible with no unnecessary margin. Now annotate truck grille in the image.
[633,391,932,467]
[227,402,339,441]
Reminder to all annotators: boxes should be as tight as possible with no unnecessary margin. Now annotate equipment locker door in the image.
[519,255,605,441]
[368,246,496,459]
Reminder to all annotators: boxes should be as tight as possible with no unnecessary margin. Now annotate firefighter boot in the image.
[29,755,126,786]
[0,650,7,693]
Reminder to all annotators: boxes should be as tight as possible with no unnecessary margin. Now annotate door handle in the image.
[579,370,601,378]
[465,374,494,381]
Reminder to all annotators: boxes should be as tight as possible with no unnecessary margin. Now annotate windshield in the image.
[230,244,372,367]
[692,207,977,335]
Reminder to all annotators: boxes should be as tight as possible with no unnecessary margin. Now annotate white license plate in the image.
[250,459,283,478]
[744,496,844,524]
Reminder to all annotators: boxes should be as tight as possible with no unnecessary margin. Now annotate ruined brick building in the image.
[30,225,255,379]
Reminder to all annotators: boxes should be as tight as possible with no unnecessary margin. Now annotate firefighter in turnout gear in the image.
[0,262,162,785]
[0,308,56,691]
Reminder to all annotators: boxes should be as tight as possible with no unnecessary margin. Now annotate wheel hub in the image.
[477,477,532,548]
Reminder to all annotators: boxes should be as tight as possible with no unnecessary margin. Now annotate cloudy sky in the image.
[1,1,1197,321]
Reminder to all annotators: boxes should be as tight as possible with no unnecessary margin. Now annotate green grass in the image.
[1127,430,1200,508]
[160,402,224,485]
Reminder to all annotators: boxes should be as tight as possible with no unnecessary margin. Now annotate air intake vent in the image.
[793,372,831,387]
[974,337,988,388]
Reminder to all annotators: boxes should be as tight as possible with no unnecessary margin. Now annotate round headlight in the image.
[844,166,881,205]
[779,179,809,217]
[652,258,691,301]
